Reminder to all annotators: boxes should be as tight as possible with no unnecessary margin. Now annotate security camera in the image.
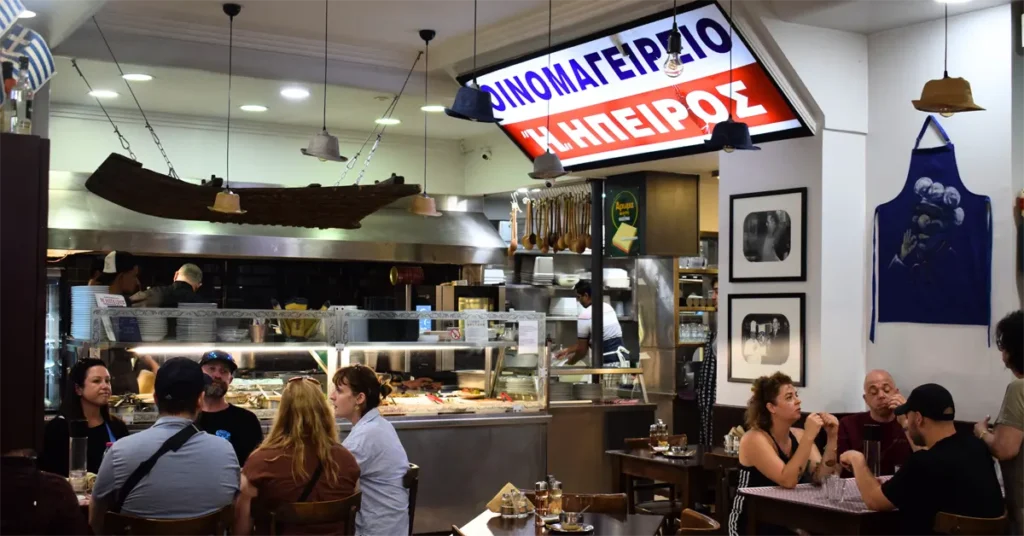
[481,149,493,160]
[545,180,555,188]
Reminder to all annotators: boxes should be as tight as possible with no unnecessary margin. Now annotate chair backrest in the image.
[264,492,362,536]
[103,504,233,535]
[404,463,420,536]
[678,508,720,534]
[933,511,1008,535]
[624,434,689,450]
[561,493,629,516]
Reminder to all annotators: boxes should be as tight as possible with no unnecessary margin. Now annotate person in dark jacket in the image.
[40,359,130,476]
[1,449,89,535]
[130,262,203,307]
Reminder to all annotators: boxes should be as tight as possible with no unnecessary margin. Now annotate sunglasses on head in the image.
[287,376,321,386]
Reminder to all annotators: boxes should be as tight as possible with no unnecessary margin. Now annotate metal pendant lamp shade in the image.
[445,85,502,123]
[912,74,984,116]
[302,0,348,162]
[529,150,567,180]
[705,118,760,152]
[412,29,442,218]
[301,129,346,161]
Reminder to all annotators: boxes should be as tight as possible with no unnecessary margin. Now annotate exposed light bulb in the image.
[940,111,955,118]
[664,54,684,78]
[723,146,736,153]
[664,25,684,78]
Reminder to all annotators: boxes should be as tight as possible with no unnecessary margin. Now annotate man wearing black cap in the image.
[840,384,1004,534]
[195,350,263,465]
[90,358,238,530]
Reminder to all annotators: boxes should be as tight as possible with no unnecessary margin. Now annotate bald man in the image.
[837,370,913,476]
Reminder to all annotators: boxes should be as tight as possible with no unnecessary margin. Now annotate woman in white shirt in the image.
[330,365,410,536]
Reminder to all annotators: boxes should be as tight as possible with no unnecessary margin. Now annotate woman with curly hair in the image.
[234,377,360,535]
[728,372,839,535]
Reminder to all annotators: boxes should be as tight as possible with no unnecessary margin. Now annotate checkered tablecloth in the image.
[738,477,891,515]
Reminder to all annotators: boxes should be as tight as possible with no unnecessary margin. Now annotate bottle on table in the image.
[534,481,549,525]
[549,481,563,515]
[4,57,32,135]
[0,61,13,133]
[863,423,882,475]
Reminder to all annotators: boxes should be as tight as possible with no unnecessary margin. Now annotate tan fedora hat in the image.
[912,75,985,114]
[409,194,442,217]
[208,190,247,214]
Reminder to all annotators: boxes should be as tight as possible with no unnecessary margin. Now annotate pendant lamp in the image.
[210,3,247,215]
[300,0,348,162]
[664,0,683,78]
[705,0,759,153]
[411,29,443,218]
[529,0,567,181]
[912,4,984,116]
[444,0,502,123]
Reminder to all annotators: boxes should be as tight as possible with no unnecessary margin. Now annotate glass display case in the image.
[334,309,549,416]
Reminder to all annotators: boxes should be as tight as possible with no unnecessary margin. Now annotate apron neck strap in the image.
[914,115,951,149]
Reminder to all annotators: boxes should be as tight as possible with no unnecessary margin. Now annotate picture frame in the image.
[727,293,806,386]
[729,187,807,282]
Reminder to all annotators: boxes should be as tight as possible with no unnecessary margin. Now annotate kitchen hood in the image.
[48,171,506,265]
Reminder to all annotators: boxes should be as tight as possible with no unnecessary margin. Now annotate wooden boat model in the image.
[85,153,421,230]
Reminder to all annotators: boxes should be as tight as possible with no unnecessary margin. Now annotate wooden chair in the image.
[103,504,233,535]
[933,511,1008,535]
[624,434,689,518]
[404,463,420,536]
[256,492,362,536]
[624,434,689,450]
[678,508,720,534]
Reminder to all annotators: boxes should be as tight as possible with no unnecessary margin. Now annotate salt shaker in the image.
[500,493,515,519]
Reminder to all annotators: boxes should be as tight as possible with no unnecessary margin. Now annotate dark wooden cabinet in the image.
[1,133,50,453]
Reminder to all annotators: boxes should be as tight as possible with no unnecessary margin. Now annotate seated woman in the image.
[331,365,410,536]
[235,376,360,536]
[40,358,130,476]
[729,372,839,536]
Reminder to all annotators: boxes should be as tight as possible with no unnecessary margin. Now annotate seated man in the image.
[840,384,1004,535]
[837,370,913,476]
[90,358,239,531]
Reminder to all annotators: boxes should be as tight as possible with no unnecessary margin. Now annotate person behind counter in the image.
[235,377,360,536]
[40,358,130,477]
[554,280,626,366]
[331,364,410,536]
[129,262,203,307]
[96,251,141,300]
[196,350,263,465]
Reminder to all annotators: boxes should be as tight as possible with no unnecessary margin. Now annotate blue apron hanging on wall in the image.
[871,115,992,343]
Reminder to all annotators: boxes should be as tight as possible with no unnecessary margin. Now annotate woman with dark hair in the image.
[728,372,839,535]
[330,364,409,536]
[975,310,1024,534]
[39,359,129,476]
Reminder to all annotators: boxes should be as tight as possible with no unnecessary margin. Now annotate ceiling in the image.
[50,57,495,139]
[764,0,1011,34]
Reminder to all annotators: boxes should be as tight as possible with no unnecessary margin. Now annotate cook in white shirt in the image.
[554,281,626,366]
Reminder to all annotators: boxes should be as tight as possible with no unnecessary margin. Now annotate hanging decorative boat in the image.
[85,153,421,230]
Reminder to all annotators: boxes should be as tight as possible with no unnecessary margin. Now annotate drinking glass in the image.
[69,435,88,493]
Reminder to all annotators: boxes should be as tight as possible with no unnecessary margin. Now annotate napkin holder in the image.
[486,483,535,513]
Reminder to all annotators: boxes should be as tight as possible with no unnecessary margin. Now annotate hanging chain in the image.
[544,0,553,151]
[423,37,430,195]
[71,58,137,161]
[93,17,178,179]
[225,11,235,189]
[728,0,734,119]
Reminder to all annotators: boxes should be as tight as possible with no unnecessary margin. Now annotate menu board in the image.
[460,0,807,171]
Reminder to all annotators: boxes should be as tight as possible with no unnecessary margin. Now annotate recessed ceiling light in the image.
[530,188,541,193]
[280,87,310,100]
[421,105,446,113]
[122,73,153,82]
[18,10,36,18]
[516,187,529,193]
[240,104,268,112]
[88,90,119,99]
[375,117,401,125]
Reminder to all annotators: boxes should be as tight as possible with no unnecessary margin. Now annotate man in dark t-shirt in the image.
[841,383,1004,535]
[195,351,263,465]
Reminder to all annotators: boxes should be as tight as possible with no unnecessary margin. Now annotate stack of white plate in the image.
[483,269,506,285]
[71,286,109,340]
[549,297,580,318]
[524,257,554,286]
[573,382,603,402]
[217,328,248,342]
[177,303,217,342]
[549,381,574,402]
[138,317,168,342]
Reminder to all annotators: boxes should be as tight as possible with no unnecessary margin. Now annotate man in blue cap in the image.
[195,350,263,465]
[840,383,1004,534]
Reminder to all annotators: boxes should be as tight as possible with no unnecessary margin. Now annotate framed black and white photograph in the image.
[728,293,806,386]
[729,187,807,282]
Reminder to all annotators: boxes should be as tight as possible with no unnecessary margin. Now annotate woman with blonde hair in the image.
[728,372,840,535]
[234,377,360,535]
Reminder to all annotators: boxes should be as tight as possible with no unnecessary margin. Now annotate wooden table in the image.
[739,479,900,535]
[606,447,705,514]
[701,448,739,526]
[458,511,664,536]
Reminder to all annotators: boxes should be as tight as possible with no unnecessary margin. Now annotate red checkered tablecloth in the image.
[738,477,891,515]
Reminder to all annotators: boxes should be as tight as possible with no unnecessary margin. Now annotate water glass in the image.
[69,435,88,493]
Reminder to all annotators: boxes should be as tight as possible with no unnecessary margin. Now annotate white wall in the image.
[48,105,467,195]
[461,130,535,196]
[867,5,1016,420]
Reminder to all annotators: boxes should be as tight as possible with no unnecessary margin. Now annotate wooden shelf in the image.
[677,268,718,276]
[679,307,717,313]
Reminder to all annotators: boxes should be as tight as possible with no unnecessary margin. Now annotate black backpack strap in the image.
[297,462,324,503]
[110,424,199,513]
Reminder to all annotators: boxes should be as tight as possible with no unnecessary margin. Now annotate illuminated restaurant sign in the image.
[460,0,809,171]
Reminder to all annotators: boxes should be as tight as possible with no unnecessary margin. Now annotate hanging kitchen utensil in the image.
[585,195,592,249]
[575,193,587,253]
[705,0,760,153]
[445,0,502,123]
[548,199,558,250]
[411,29,443,217]
[522,198,533,249]
[508,193,519,257]
[539,199,550,254]
[529,198,539,247]
[912,3,984,116]
[301,0,347,162]
[210,3,246,215]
